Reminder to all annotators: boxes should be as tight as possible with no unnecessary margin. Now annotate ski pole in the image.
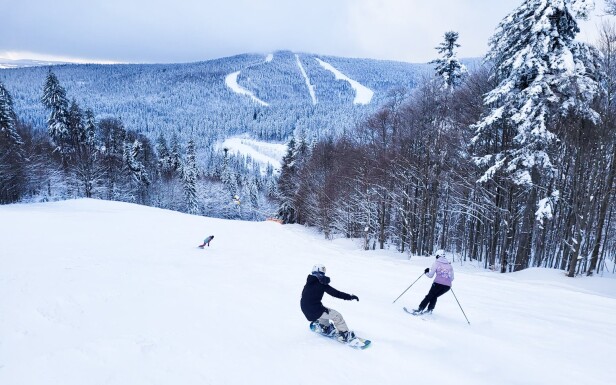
[450,288,470,325]
[392,273,424,304]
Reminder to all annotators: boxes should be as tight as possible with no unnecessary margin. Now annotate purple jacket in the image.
[426,256,454,286]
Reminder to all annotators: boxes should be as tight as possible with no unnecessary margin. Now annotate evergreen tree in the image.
[182,139,199,214]
[473,0,599,190]
[70,108,100,198]
[124,140,151,186]
[155,133,175,181]
[277,138,297,223]
[430,31,467,90]
[41,71,70,155]
[99,117,127,200]
[67,99,86,151]
[0,81,25,203]
[169,133,182,175]
[471,0,601,271]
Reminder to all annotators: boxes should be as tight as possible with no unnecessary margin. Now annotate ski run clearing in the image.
[316,58,374,105]
[224,52,372,106]
[1,199,614,385]
[216,135,286,172]
[224,71,269,106]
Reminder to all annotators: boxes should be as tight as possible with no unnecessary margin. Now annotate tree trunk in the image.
[587,149,616,275]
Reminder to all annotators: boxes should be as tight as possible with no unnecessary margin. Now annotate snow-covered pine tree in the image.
[75,108,100,198]
[169,133,182,175]
[84,109,96,148]
[471,0,601,271]
[155,133,174,181]
[123,139,151,203]
[277,137,297,223]
[0,81,25,203]
[182,139,199,215]
[41,71,70,156]
[67,100,86,150]
[473,0,599,190]
[430,31,467,90]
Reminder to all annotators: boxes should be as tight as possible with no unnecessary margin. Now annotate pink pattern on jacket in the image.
[426,255,454,287]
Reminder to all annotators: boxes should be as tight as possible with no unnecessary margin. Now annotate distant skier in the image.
[198,235,214,249]
[411,249,454,315]
[300,264,359,342]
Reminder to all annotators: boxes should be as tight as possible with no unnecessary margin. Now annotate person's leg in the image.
[317,308,349,333]
[427,284,451,311]
[418,283,440,311]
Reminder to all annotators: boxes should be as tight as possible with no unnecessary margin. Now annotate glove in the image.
[424,268,430,274]
[350,295,359,301]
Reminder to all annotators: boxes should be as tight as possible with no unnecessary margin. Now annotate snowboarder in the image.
[198,235,214,248]
[300,264,359,342]
[411,249,454,315]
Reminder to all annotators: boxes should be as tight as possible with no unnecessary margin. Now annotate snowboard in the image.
[309,322,371,349]
[403,307,433,319]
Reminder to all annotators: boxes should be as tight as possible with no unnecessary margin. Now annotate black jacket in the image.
[300,274,353,321]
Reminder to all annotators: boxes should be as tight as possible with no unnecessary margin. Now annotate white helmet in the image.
[312,264,326,274]
[435,249,445,258]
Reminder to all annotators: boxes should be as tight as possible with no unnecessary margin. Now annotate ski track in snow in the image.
[224,71,269,106]
[315,58,373,105]
[295,54,317,105]
[1,199,615,385]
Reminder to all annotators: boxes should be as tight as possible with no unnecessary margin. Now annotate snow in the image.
[315,58,374,105]
[216,135,286,172]
[1,199,615,385]
[295,54,317,105]
[224,71,269,106]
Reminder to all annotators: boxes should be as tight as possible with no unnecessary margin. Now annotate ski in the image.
[403,307,433,320]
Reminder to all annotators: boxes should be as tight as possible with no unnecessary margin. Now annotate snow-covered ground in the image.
[216,135,286,173]
[1,199,614,385]
[224,71,269,106]
[316,58,374,105]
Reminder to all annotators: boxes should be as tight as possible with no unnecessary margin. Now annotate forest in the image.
[277,3,616,276]
[1,1,615,276]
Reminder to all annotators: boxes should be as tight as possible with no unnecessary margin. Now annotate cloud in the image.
[0,0,611,64]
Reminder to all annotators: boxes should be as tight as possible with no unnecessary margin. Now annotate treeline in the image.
[278,6,616,276]
[0,72,278,220]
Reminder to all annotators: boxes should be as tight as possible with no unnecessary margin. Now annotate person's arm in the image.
[425,261,437,278]
[324,284,354,301]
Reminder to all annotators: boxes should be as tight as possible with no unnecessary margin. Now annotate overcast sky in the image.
[0,0,612,64]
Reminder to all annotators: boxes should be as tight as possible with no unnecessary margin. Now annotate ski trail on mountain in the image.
[225,54,273,106]
[315,58,373,105]
[224,71,269,106]
[295,54,317,105]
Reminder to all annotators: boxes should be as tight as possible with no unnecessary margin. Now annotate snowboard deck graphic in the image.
[309,322,371,349]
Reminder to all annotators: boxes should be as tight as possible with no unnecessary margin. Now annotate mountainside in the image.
[0,51,428,143]
[1,199,614,385]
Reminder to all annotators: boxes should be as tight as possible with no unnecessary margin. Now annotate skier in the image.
[300,264,359,342]
[411,249,454,315]
[198,235,214,248]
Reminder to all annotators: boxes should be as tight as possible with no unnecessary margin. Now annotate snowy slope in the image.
[217,135,286,172]
[1,199,614,385]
